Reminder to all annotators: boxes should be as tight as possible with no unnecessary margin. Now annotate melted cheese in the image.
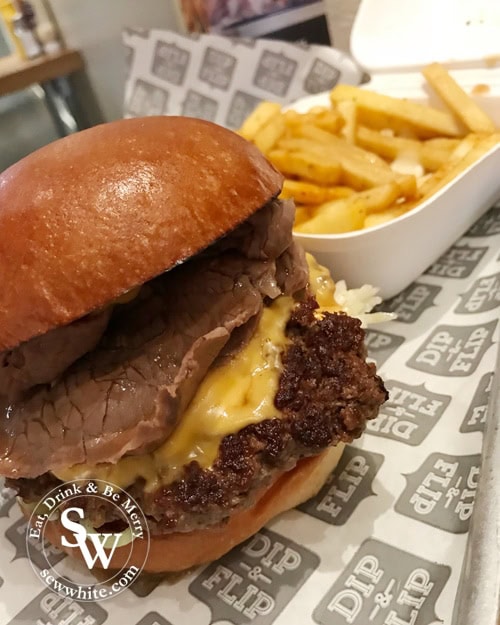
[306,253,340,312]
[54,254,337,491]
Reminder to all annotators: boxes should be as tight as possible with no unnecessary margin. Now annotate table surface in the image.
[0,49,84,97]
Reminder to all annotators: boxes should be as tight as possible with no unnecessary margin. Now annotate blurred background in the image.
[0,0,360,171]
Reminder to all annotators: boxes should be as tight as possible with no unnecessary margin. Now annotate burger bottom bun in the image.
[23,444,344,573]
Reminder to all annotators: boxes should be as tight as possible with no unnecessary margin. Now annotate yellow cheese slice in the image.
[54,254,337,490]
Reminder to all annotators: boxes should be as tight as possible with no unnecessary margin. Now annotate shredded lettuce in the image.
[333,280,397,327]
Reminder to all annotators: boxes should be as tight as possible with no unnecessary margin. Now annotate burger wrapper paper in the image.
[1,31,499,625]
[121,29,364,127]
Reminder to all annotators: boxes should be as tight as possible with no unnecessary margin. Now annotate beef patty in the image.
[11,298,387,534]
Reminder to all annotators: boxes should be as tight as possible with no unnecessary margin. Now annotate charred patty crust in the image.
[11,298,387,534]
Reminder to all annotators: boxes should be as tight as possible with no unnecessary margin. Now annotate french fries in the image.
[284,107,344,134]
[238,101,285,153]
[364,206,408,229]
[337,99,357,144]
[356,126,460,171]
[280,180,354,205]
[268,149,341,185]
[422,62,496,134]
[238,101,281,141]
[419,133,500,199]
[238,62,499,235]
[330,84,464,137]
[294,197,366,234]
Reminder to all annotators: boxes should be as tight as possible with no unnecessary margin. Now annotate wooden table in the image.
[0,49,86,136]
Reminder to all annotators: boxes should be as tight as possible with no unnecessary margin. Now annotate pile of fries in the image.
[238,62,500,234]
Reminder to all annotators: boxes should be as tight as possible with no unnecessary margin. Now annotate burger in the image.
[0,116,387,573]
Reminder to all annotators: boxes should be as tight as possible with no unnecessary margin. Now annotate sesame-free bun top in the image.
[0,116,283,351]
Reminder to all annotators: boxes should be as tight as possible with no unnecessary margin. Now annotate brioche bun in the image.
[0,116,282,351]
[27,445,344,573]
[8,116,383,581]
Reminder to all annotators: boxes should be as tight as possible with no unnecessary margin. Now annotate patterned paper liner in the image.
[0,32,498,625]
[1,203,498,625]
[121,29,363,128]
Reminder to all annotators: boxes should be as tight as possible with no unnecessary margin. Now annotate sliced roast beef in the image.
[213,197,295,260]
[12,298,388,534]
[0,196,296,402]
[0,199,309,479]
[0,309,111,402]
[276,241,309,295]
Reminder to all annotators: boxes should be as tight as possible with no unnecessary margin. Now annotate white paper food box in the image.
[294,0,500,299]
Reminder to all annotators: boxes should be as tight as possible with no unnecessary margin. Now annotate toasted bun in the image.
[28,445,343,573]
[0,117,282,351]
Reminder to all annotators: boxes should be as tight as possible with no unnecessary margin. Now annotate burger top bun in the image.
[0,116,283,351]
